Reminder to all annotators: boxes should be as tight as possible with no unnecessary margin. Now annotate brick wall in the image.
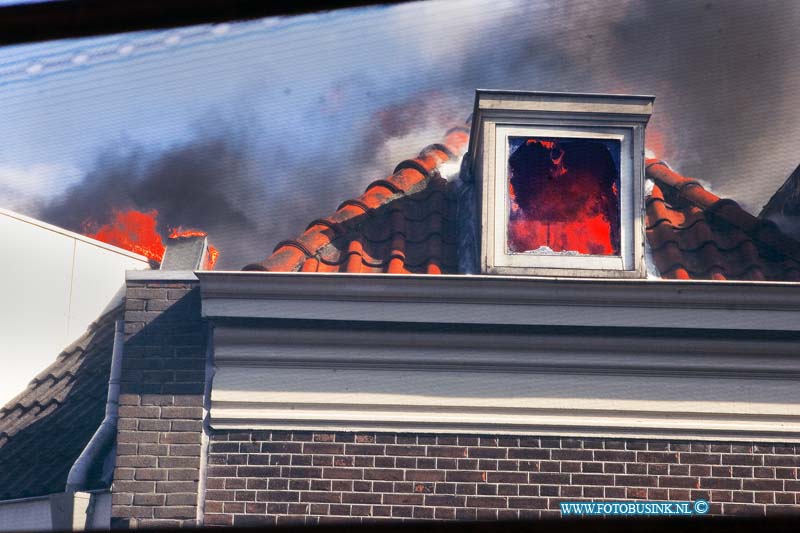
[204,430,800,526]
[111,279,207,529]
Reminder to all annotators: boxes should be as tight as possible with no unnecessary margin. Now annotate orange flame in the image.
[508,138,619,255]
[205,245,219,270]
[84,209,165,262]
[83,209,219,269]
[168,227,208,239]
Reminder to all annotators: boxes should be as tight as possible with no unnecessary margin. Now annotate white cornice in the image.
[197,271,800,331]
[200,272,800,441]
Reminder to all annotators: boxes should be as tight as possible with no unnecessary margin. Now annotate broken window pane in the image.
[507,137,621,256]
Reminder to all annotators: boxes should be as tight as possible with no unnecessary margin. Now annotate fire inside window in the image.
[507,137,621,257]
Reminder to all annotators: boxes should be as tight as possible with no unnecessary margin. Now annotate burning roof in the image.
[83,209,219,270]
[245,126,800,281]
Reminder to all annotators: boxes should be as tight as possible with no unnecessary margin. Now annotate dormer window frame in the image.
[468,90,654,279]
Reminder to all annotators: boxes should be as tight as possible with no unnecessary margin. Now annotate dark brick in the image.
[437,458,458,470]
[445,470,486,483]
[117,431,159,444]
[170,420,202,432]
[323,467,362,479]
[365,469,404,481]
[165,493,196,506]
[669,464,690,476]
[156,481,198,494]
[742,479,783,491]
[407,469,446,482]
[235,490,257,502]
[258,490,299,503]
[113,481,156,493]
[435,482,456,495]
[754,492,774,504]
[466,496,507,508]
[414,482,434,493]
[614,474,657,487]
[700,477,741,490]
[169,444,201,457]
[237,466,279,477]
[385,445,425,456]
[766,505,800,516]
[508,497,547,509]
[286,466,322,478]
[468,447,507,458]
[153,506,195,519]
[551,449,593,461]
[593,450,635,462]
[753,466,776,478]
[764,455,800,467]
[233,515,274,526]
[605,487,626,498]
[135,468,168,481]
[477,484,497,496]
[132,494,165,506]
[422,494,463,507]
[626,463,647,474]
[658,476,699,488]
[346,444,385,455]
[428,446,467,458]
[722,454,763,466]
[383,494,423,506]
[680,453,721,465]
[435,507,456,520]
[343,492,382,504]
[529,472,569,484]
[396,457,416,468]
[582,462,603,473]
[304,442,345,454]
[637,451,678,463]
[508,448,550,459]
[375,456,395,468]
[487,472,527,484]
[571,474,614,486]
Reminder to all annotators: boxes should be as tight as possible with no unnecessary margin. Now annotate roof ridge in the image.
[646,160,800,264]
[244,126,469,272]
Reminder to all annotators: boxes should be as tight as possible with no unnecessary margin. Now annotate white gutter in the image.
[66,320,124,491]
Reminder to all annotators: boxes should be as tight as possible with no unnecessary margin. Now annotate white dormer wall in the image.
[0,208,150,405]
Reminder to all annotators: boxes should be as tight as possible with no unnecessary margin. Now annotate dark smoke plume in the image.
[33,0,800,268]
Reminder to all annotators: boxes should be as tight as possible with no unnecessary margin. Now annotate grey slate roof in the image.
[0,305,120,500]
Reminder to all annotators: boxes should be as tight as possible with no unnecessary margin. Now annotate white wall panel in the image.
[0,498,52,532]
[0,209,149,405]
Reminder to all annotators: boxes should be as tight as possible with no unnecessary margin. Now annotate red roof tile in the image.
[244,130,800,282]
[646,160,800,281]
[244,127,469,274]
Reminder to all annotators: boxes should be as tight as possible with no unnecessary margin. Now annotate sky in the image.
[1,0,800,269]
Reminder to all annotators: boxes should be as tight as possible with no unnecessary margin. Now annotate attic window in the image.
[468,90,653,278]
[507,136,621,256]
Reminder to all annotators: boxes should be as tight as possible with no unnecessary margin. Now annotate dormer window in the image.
[468,90,653,278]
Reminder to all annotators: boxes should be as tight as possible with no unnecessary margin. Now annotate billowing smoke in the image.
[38,124,269,269]
[29,0,800,267]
